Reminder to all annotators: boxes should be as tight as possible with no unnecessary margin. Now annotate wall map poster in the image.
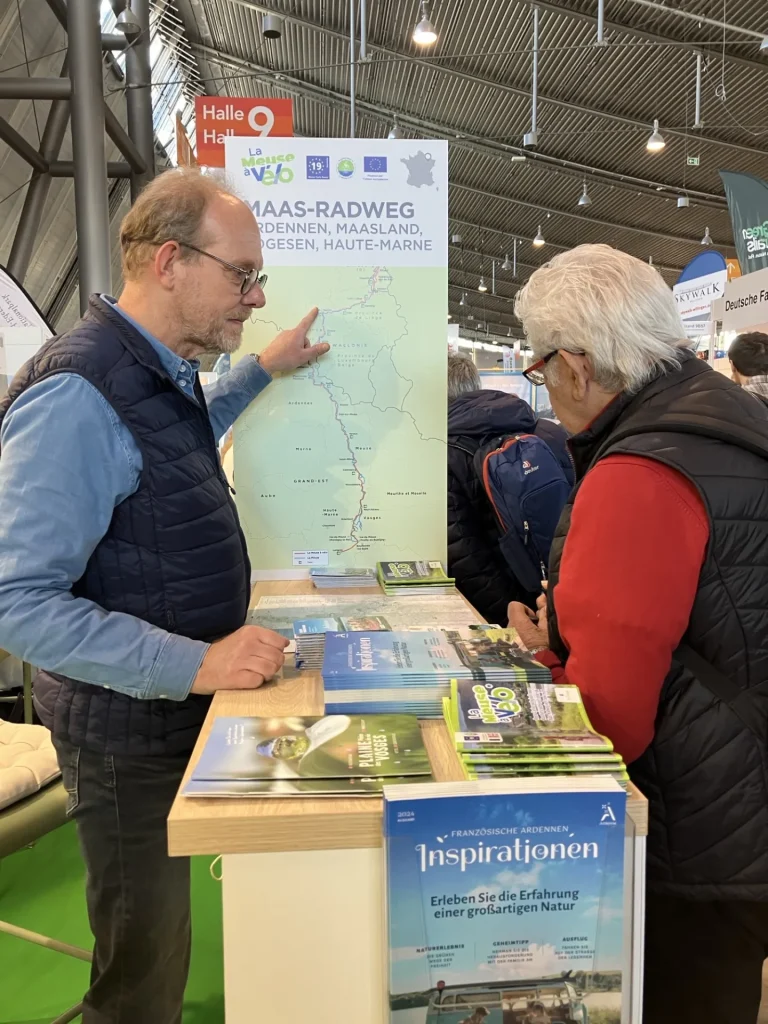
[225,138,448,576]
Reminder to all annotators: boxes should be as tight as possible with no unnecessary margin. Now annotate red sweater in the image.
[537,454,709,764]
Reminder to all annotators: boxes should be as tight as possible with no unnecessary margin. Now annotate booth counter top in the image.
[167,581,648,858]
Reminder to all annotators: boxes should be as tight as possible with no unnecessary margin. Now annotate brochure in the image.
[190,714,430,782]
[384,779,626,1024]
[445,680,614,753]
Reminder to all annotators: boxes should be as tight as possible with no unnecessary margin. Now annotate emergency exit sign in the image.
[687,155,700,166]
[194,97,293,167]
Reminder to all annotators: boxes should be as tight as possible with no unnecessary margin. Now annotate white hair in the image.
[515,244,692,393]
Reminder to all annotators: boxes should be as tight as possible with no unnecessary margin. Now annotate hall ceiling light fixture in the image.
[677,195,690,208]
[578,180,592,207]
[533,226,546,247]
[501,252,513,271]
[116,0,142,40]
[761,36,768,51]
[388,116,403,139]
[478,276,488,292]
[646,119,666,153]
[412,1,438,46]
[701,226,713,246]
[459,292,466,306]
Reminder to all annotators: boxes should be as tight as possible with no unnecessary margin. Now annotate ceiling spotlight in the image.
[478,276,488,292]
[533,225,545,247]
[677,195,690,208]
[447,313,452,319]
[577,181,592,207]
[511,155,527,163]
[412,1,438,45]
[261,13,284,39]
[451,233,462,244]
[701,225,713,246]
[388,116,403,139]
[646,118,666,153]
[761,36,768,51]
[501,253,513,271]
[116,1,142,40]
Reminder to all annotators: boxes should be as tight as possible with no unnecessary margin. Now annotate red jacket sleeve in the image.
[537,454,709,764]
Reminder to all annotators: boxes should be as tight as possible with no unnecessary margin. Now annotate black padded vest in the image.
[547,354,768,900]
[0,295,251,756]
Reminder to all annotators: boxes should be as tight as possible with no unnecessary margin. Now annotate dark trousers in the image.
[55,740,191,1024]
[644,891,768,1023]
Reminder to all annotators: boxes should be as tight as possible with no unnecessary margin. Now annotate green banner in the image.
[720,170,768,275]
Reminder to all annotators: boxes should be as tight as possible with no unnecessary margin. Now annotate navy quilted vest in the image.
[0,295,251,756]
[547,354,768,900]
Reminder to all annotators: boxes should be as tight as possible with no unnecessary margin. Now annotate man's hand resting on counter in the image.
[259,307,330,374]
[191,625,289,694]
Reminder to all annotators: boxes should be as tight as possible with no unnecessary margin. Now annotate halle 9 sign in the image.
[195,97,293,167]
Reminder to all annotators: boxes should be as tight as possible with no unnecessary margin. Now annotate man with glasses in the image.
[0,167,329,1023]
[508,244,768,1024]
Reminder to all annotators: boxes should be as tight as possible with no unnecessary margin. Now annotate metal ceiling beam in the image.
[103,104,148,174]
[69,0,111,309]
[49,160,133,177]
[448,218,683,276]
[212,0,768,157]
[0,117,48,173]
[450,182,734,250]
[0,78,71,99]
[622,0,766,41]
[517,0,768,76]
[124,0,155,197]
[41,0,148,174]
[191,42,731,214]
[8,55,70,283]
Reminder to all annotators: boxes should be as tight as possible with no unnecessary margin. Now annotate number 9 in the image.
[247,106,276,135]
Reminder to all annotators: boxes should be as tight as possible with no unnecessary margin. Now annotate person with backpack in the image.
[447,354,573,625]
[728,330,768,407]
[506,244,768,1024]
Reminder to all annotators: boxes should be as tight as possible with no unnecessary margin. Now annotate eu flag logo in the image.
[363,156,388,176]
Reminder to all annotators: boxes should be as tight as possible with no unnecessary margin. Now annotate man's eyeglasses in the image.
[522,348,586,386]
[179,242,268,295]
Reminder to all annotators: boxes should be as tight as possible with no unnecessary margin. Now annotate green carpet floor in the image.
[0,821,224,1024]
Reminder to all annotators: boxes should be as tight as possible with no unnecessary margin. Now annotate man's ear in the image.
[153,240,183,290]
[558,350,591,401]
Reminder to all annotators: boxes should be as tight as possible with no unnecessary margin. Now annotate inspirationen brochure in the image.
[384,780,627,1024]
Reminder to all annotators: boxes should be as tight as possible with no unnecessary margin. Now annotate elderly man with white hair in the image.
[508,244,768,1024]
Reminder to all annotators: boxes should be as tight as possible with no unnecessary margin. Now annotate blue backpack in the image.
[473,431,573,594]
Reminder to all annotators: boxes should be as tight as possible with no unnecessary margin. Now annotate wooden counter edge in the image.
[168,715,648,857]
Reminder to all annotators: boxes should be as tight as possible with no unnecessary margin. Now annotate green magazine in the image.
[445,679,614,753]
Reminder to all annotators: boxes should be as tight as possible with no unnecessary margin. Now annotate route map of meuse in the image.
[226,137,449,574]
[234,264,446,571]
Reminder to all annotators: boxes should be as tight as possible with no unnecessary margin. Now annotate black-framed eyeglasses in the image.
[522,348,586,386]
[179,242,268,295]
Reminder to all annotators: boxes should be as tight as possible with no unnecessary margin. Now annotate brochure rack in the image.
[167,580,648,1024]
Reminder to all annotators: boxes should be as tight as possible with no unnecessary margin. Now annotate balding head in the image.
[119,167,254,280]
[117,167,266,359]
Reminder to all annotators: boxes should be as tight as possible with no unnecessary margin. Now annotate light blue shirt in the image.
[0,299,271,702]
